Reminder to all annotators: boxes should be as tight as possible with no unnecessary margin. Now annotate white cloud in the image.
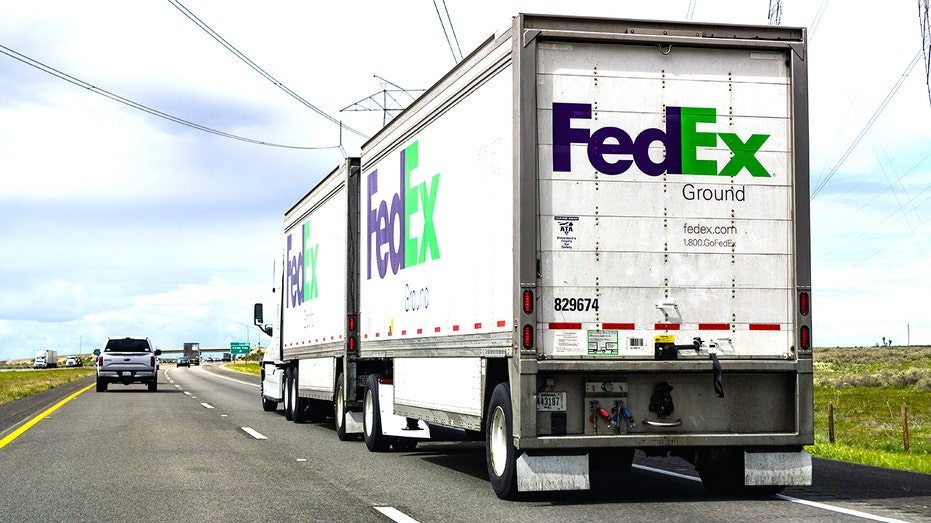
[2,0,931,359]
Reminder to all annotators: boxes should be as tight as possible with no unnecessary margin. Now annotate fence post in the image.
[902,403,910,452]
[828,402,835,444]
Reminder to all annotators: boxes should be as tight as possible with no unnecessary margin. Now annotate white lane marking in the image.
[241,427,267,440]
[632,464,912,523]
[174,384,181,388]
[200,403,214,409]
[374,506,420,523]
[183,391,192,396]
[202,368,259,388]
[632,464,698,482]
[775,495,912,523]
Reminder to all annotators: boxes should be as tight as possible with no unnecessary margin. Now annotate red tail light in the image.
[97,355,103,367]
[347,314,358,352]
[151,356,156,367]
[522,324,533,349]
[800,325,811,350]
[522,290,534,314]
[799,292,810,316]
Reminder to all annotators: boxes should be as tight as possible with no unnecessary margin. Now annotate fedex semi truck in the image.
[257,14,813,499]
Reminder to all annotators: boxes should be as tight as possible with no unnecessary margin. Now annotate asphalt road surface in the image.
[1,365,929,523]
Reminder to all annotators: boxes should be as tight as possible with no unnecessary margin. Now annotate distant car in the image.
[177,356,190,367]
[65,356,82,367]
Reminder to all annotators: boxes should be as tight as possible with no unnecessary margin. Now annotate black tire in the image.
[486,382,519,499]
[283,367,293,421]
[290,366,307,423]
[96,377,107,392]
[148,379,157,392]
[363,374,391,452]
[335,373,353,441]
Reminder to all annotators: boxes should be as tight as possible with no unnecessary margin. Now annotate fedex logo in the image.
[285,220,319,309]
[552,102,771,177]
[367,141,441,280]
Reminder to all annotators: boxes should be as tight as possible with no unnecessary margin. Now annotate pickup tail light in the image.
[97,355,103,367]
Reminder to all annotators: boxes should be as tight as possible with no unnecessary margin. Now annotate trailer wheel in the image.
[363,374,391,452]
[283,367,293,421]
[335,373,353,441]
[486,382,519,499]
[290,366,307,423]
[96,378,107,392]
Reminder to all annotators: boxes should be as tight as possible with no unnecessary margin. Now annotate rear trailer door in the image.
[536,40,799,361]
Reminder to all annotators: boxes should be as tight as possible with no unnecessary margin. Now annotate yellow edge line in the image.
[0,383,95,450]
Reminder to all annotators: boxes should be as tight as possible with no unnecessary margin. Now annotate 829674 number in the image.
[554,297,599,312]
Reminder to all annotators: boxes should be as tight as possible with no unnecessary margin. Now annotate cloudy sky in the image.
[1,1,929,359]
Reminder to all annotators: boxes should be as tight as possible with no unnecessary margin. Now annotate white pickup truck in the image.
[93,337,161,392]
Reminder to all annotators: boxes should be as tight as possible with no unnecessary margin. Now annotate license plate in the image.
[537,392,566,412]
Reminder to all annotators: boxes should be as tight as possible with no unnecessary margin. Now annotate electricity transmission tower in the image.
[340,76,425,127]
[768,0,783,25]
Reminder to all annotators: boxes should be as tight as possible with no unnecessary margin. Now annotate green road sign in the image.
[230,342,250,355]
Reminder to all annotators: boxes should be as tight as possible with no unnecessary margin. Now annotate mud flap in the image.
[377,382,431,439]
[344,411,364,434]
[516,454,590,492]
[744,450,812,486]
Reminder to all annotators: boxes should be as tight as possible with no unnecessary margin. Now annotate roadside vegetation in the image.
[224,361,260,376]
[809,346,931,474]
[0,368,96,406]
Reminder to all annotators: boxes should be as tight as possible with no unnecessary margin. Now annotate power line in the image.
[168,0,368,140]
[920,0,931,106]
[0,44,338,151]
[432,0,463,64]
[810,50,921,199]
[815,144,931,265]
[809,0,830,43]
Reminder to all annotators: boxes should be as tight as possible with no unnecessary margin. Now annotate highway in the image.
[1,364,929,523]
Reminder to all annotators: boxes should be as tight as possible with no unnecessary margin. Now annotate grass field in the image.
[809,346,931,473]
[0,368,96,406]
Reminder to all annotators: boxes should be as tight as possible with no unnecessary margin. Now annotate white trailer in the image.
[259,14,813,499]
[34,349,58,369]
